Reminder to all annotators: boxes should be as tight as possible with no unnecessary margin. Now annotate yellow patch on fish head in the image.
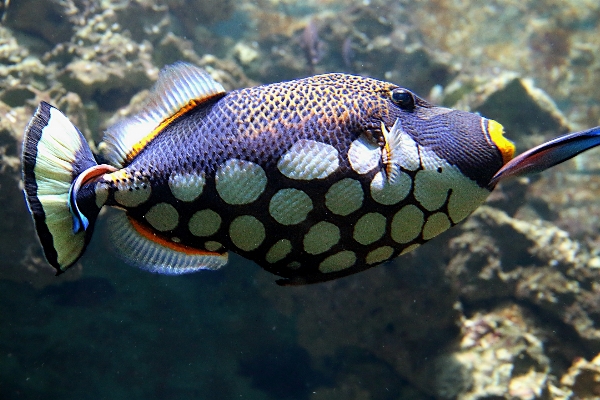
[486,119,515,165]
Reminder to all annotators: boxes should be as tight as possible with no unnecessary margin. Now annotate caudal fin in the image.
[22,102,105,274]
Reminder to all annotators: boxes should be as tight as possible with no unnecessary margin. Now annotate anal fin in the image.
[109,211,227,274]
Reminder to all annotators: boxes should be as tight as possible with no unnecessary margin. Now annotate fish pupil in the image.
[391,88,415,110]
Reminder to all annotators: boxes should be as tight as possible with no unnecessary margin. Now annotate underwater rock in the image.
[446,205,600,344]
[444,72,570,148]
[421,304,550,399]
[0,27,51,105]
[3,0,75,49]
[44,6,159,112]
[404,0,600,128]
[554,353,600,398]
[241,3,454,93]
[258,203,600,397]
[153,32,203,68]
[0,26,30,65]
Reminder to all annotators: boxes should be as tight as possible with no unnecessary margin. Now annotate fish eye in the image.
[390,88,415,110]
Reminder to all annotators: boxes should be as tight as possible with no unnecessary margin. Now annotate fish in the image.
[21,62,600,285]
[300,19,324,74]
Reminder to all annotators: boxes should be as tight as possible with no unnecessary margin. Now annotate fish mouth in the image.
[485,118,515,165]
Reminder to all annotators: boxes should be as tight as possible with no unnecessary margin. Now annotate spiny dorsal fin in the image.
[101,62,226,167]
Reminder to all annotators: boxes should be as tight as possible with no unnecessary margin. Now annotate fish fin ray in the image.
[109,211,228,274]
[101,62,226,167]
[381,118,405,183]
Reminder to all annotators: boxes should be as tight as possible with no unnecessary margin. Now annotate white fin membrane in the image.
[381,119,406,183]
[102,62,226,167]
[109,211,228,274]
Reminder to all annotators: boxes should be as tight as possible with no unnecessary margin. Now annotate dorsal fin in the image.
[101,62,226,167]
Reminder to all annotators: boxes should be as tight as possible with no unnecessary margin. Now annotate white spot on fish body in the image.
[229,215,265,251]
[168,171,205,202]
[287,261,301,270]
[266,239,292,263]
[413,148,458,211]
[366,246,394,265]
[277,139,339,180]
[303,221,340,255]
[400,243,421,255]
[370,171,412,205]
[269,189,313,225]
[112,174,152,207]
[95,182,109,208]
[422,212,451,240]
[353,212,386,245]
[215,159,267,205]
[188,209,221,237]
[347,136,380,174]
[319,251,356,273]
[414,147,490,218]
[204,241,223,252]
[325,178,363,216]
[391,204,424,244]
[447,179,491,223]
[145,202,179,231]
[395,132,420,171]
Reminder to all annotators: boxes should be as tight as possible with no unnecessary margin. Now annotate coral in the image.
[425,304,551,400]
[446,206,600,343]
[47,9,158,112]
[554,353,600,398]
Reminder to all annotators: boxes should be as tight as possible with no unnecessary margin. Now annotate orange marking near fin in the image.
[78,164,118,185]
[124,95,222,164]
[128,216,222,257]
[381,121,394,181]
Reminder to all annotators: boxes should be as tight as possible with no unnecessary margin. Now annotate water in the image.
[2,0,600,399]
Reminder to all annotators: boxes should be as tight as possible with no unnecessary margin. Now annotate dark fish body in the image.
[21,62,600,285]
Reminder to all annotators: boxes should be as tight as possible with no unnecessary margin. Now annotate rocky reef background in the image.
[2,0,600,399]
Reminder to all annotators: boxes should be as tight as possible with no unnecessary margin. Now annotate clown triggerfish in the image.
[21,62,600,285]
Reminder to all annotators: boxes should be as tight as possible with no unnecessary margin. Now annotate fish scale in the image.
[23,61,600,285]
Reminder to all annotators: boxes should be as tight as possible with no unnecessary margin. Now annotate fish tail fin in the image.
[22,102,115,274]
